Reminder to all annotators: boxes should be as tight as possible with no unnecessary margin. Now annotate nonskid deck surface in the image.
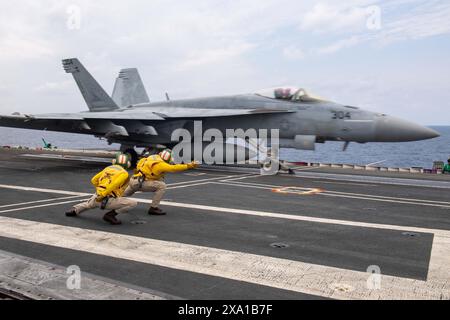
[0,149,449,300]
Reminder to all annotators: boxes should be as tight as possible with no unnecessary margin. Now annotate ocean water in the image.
[0,126,449,169]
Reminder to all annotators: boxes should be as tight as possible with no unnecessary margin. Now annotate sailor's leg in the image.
[122,178,140,197]
[72,194,99,215]
[102,197,137,225]
[105,197,138,214]
[141,180,167,208]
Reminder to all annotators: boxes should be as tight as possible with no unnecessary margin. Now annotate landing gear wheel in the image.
[261,158,281,175]
[123,148,139,169]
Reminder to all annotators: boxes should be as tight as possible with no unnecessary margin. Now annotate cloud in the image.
[316,36,362,54]
[282,46,305,60]
[0,35,55,61]
[0,1,60,61]
[33,81,72,93]
[299,2,376,34]
[377,1,450,44]
[311,1,450,55]
[174,42,257,71]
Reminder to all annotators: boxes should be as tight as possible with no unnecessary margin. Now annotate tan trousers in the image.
[73,194,137,215]
[123,177,167,208]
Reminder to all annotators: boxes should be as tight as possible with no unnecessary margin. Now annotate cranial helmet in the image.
[112,153,131,169]
[159,149,173,163]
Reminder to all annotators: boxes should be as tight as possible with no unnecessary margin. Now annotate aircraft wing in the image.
[0,111,164,137]
[0,107,293,137]
[0,107,291,121]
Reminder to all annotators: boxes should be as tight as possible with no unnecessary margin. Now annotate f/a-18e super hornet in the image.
[0,58,440,164]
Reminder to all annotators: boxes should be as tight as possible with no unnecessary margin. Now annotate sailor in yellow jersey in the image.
[66,153,137,225]
[123,149,198,215]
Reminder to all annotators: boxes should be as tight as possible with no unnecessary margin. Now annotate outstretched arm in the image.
[153,162,198,175]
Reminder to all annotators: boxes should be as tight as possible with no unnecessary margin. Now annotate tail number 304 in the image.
[332,111,352,120]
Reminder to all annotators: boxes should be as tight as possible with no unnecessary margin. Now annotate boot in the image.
[148,207,166,216]
[103,211,122,225]
[65,210,77,217]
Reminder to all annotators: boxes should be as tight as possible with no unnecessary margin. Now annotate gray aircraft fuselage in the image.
[118,94,439,148]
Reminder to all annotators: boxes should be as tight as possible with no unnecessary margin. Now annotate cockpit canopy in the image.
[255,86,324,102]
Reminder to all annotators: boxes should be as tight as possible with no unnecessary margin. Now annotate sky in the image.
[0,0,449,125]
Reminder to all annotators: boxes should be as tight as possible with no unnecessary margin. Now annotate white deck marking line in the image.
[0,199,90,214]
[0,216,448,300]
[289,166,323,171]
[294,172,450,189]
[218,180,308,189]
[21,154,111,163]
[215,180,450,207]
[218,174,262,182]
[212,182,276,191]
[320,193,450,209]
[0,195,87,209]
[0,183,449,290]
[224,179,379,190]
[223,179,446,204]
[157,199,449,237]
[318,181,377,187]
[0,184,89,196]
[325,190,450,205]
[166,173,254,187]
[199,167,261,175]
[215,181,450,208]
[167,182,213,190]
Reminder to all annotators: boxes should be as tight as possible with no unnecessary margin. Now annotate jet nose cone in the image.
[375,116,440,142]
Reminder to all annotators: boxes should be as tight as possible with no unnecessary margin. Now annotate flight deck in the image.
[0,148,449,300]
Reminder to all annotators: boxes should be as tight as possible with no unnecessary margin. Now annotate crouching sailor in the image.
[123,149,198,216]
[65,153,138,225]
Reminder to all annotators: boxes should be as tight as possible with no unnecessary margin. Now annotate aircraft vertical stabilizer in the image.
[112,68,150,107]
[62,58,119,112]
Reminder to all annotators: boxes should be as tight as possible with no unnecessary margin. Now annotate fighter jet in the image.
[0,58,440,164]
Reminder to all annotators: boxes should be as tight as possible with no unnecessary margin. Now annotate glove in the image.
[187,161,199,169]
